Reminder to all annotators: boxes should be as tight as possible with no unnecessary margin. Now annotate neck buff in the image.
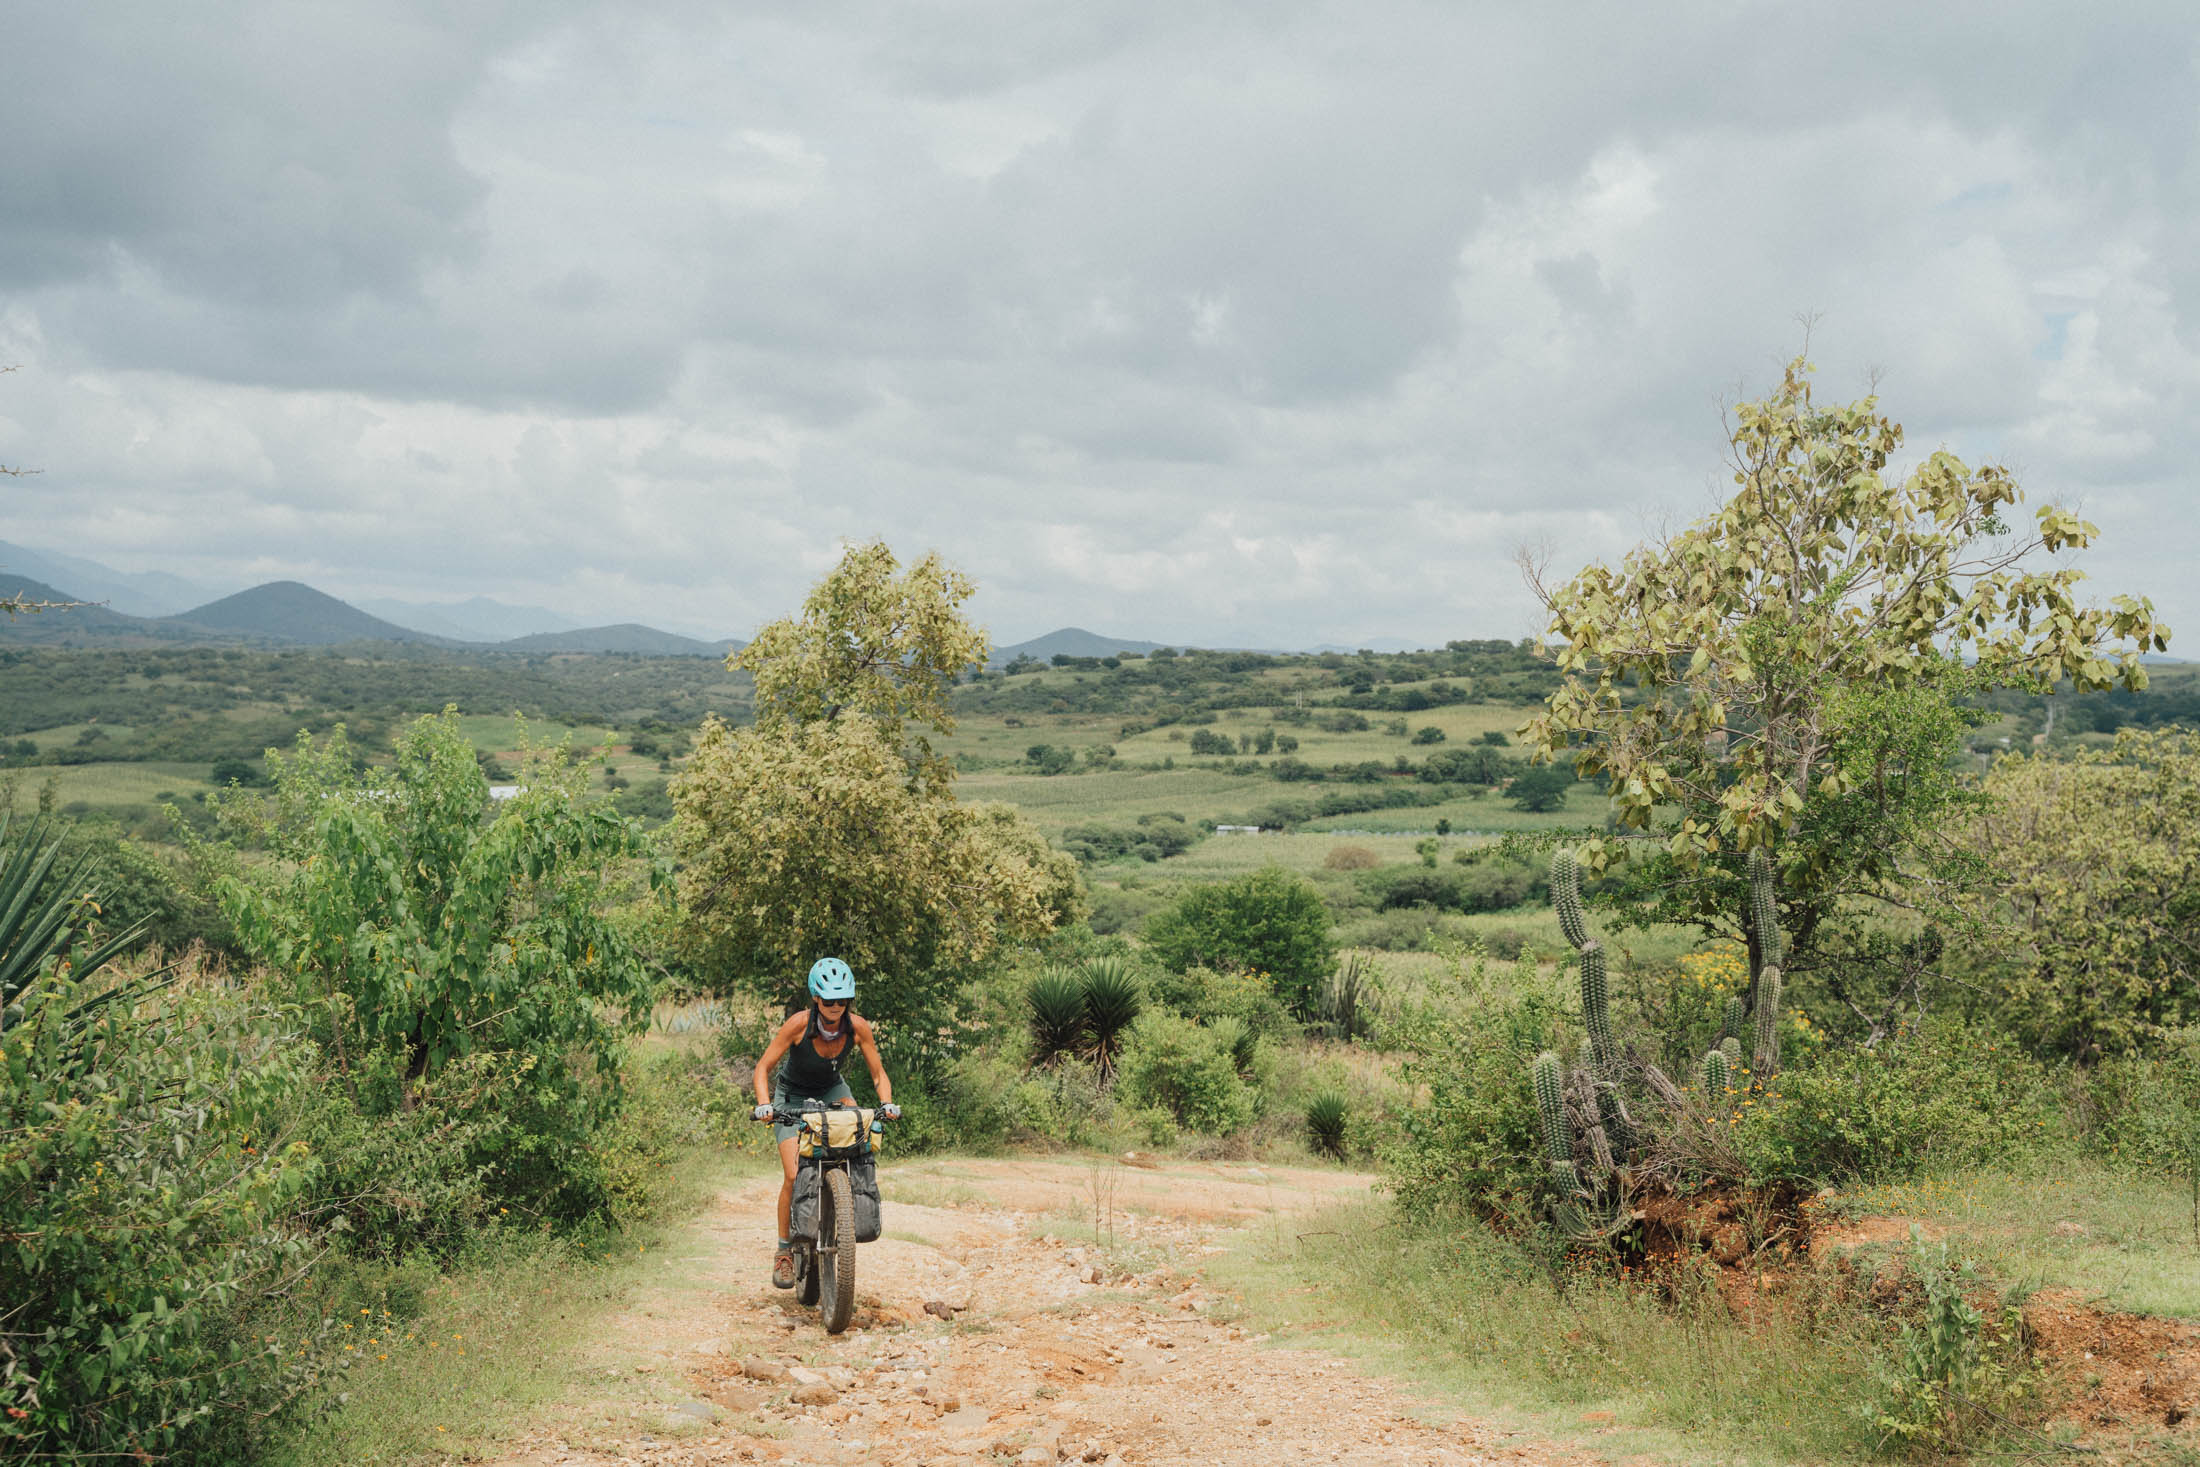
[814,1011,845,1042]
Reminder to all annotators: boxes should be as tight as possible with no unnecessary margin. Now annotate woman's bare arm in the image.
[753,1011,808,1105]
[854,1015,892,1106]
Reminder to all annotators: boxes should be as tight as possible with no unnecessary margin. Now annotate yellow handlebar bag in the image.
[799,1107,876,1155]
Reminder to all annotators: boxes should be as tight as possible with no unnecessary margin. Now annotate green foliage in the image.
[1504,763,1572,813]
[1060,812,1202,864]
[1115,1009,1255,1132]
[1187,728,1235,756]
[1143,866,1335,1018]
[218,711,657,1220]
[1729,1016,2063,1185]
[733,539,987,793]
[1305,1090,1349,1159]
[0,973,324,1460]
[1527,354,2164,866]
[224,713,651,1093]
[1968,729,2200,1056]
[1378,948,1560,1215]
[1313,951,1380,1042]
[1411,725,1446,745]
[2080,1024,2200,1173]
[1147,962,1293,1038]
[1025,968,1088,1065]
[1869,1228,2036,1453]
[674,546,1078,1031]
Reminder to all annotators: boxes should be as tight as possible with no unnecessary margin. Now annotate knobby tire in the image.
[821,1166,856,1334]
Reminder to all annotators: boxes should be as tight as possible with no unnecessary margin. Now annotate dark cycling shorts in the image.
[772,1080,856,1145]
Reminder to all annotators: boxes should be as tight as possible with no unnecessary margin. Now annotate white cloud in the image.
[3,3,2197,648]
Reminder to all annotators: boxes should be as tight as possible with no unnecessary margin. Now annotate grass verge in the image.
[1834,1158,2200,1318]
[1211,1197,1894,1467]
[262,1146,772,1467]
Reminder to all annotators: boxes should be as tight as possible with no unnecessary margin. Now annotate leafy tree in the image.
[219,711,657,1124]
[1025,742,1075,775]
[1506,762,1573,812]
[1144,866,1335,1017]
[672,544,1079,1030]
[1188,728,1235,756]
[1965,730,2200,1057]
[1521,356,2166,1005]
[1412,725,1447,744]
[735,540,986,792]
[210,755,262,787]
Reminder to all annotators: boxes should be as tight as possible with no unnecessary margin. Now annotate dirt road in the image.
[480,1155,1585,1467]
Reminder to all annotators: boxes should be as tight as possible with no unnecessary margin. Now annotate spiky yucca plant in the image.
[1026,968,1088,1066]
[1078,957,1144,1075]
[1305,1090,1349,1160]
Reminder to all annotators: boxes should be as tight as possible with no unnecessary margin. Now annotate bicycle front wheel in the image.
[820,1166,857,1334]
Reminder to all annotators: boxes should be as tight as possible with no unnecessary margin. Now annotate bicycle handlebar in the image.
[755,1100,894,1129]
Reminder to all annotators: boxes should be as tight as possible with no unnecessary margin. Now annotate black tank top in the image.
[777,1005,855,1094]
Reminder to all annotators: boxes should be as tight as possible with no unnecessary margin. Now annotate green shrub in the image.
[1147,963,1293,1037]
[1730,1016,2065,1185]
[1116,1010,1255,1132]
[0,974,325,1461]
[218,712,659,1237]
[1144,867,1335,1018]
[2081,1024,2200,1170]
[1374,947,1563,1216]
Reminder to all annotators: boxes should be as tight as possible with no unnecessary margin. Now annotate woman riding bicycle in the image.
[751,957,898,1289]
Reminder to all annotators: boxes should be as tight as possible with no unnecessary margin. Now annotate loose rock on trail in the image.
[480,1156,1591,1467]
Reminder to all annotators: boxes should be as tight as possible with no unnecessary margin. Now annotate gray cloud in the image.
[3,2,2197,649]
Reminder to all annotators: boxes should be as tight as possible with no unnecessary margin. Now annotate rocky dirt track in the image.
[478,1156,1591,1467]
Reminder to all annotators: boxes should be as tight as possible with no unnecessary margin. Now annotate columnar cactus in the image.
[1552,847,1590,950]
[1720,1035,1742,1064]
[1752,964,1783,1080]
[1745,849,1785,1083]
[1580,942,1616,1077]
[1722,996,1746,1046]
[1748,848,1783,967]
[1552,849,1632,1153]
[1531,1049,1572,1185]
[1701,1046,1731,1097]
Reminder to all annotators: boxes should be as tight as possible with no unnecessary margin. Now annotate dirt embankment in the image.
[479,1157,1591,1467]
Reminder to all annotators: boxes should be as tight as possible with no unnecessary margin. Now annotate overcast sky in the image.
[3,2,2196,648]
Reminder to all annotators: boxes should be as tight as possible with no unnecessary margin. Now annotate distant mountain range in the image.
[985,627,1435,663]
[0,571,744,656]
[1,543,1435,660]
[987,628,1170,665]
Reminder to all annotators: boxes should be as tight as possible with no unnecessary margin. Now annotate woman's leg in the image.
[777,1134,800,1240]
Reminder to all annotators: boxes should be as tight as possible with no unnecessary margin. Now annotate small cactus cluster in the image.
[1527,845,1793,1230]
[1529,849,1639,1207]
[1692,849,1782,1105]
[1744,848,1783,1083]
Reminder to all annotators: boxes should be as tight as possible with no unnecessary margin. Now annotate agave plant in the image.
[1305,1090,1349,1160]
[1319,953,1380,1042]
[0,814,149,1041]
[1206,1015,1260,1078]
[1026,967,1088,1067]
[1079,957,1144,1075]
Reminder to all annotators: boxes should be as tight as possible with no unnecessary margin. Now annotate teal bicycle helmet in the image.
[807,957,856,1001]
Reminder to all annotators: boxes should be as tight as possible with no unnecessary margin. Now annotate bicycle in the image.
[761,1101,887,1334]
